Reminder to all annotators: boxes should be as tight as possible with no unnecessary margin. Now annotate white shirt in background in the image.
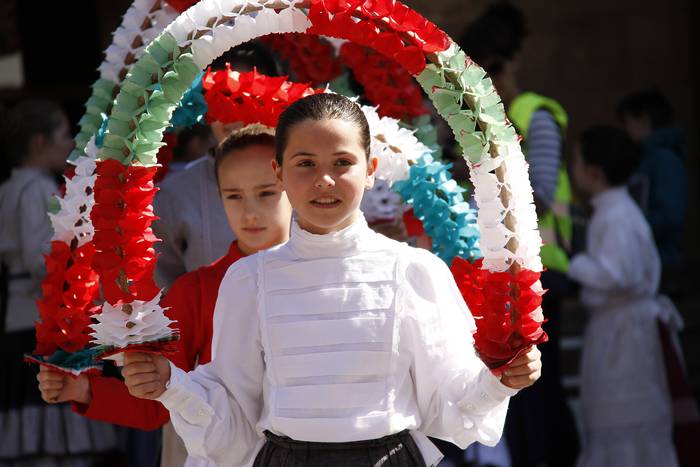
[153,156,234,287]
[0,167,57,332]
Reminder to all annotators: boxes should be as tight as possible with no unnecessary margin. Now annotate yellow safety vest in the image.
[508,92,572,272]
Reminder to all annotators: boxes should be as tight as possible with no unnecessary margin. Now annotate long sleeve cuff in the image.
[157,362,214,427]
[457,367,518,414]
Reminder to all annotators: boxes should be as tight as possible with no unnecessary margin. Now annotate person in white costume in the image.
[568,126,681,467]
[122,93,542,467]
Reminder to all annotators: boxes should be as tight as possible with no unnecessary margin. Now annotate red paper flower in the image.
[260,33,342,86]
[451,257,548,371]
[164,0,198,13]
[35,241,101,355]
[308,0,450,75]
[340,42,428,120]
[203,67,324,127]
[402,208,425,237]
[91,159,160,305]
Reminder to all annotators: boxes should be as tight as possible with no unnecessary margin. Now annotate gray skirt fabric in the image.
[0,330,121,466]
[253,430,427,467]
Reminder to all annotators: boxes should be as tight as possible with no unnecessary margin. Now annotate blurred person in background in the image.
[0,99,120,467]
[618,89,687,295]
[568,125,680,467]
[460,3,579,466]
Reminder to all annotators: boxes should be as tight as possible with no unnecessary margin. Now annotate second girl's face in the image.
[217,144,293,255]
[274,119,377,235]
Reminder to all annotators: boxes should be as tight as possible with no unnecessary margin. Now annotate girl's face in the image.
[40,112,73,172]
[217,144,293,255]
[273,119,377,235]
[571,143,604,198]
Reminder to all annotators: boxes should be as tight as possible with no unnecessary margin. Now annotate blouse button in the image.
[197,409,206,416]
[465,403,475,411]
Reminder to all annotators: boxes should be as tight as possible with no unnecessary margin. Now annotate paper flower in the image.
[393,154,481,264]
[451,257,547,371]
[90,291,176,349]
[169,2,311,69]
[169,71,208,129]
[49,157,97,246]
[165,0,199,12]
[34,241,101,356]
[91,159,160,305]
[307,0,450,75]
[261,33,342,86]
[24,347,104,378]
[361,104,429,184]
[203,66,324,127]
[341,42,428,120]
[469,143,542,273]
[99,0,179,84]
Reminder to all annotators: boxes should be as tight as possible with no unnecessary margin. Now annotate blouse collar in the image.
[287,213,374,259]
[591,186,628,210]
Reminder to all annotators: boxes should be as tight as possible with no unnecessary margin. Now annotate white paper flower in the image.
[469,142,542,272]
[90,291,175,348]
[170,0,311,68]
[49,156,97,246]
[361,105,430,184]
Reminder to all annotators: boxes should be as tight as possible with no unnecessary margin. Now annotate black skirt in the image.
[253,430,427,467]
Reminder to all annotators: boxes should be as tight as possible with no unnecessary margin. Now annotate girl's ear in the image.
[271,159,283,184]
[364,156,378,190]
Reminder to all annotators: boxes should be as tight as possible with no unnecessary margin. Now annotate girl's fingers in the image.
[121,362,157,378]
[128,381,164,399]
[39,380,65,391]
[124,372,160,388]
[504,359,542,377]
[502,370,541,389]
[123,352,153,366]
[41,389,62,403]
[37,370,65,383]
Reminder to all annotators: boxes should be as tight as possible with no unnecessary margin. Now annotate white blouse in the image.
[0,167,57,331]
[158,215,517,467]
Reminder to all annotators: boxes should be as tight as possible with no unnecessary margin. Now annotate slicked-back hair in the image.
[275,93,371,164]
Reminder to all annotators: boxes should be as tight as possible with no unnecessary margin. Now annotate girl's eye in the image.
[335,158,353,166]
[259,191,277,197]
[226,194,242,200]
[297,160,314,167]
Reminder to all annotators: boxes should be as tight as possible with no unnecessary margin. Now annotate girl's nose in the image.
[314,173,335,189]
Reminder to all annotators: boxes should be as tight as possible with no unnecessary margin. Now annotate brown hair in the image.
[275,93,370,164]
[214,124,276,187]
[4,99,65,167]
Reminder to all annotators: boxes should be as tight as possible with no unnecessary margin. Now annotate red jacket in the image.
[73,242,244,430]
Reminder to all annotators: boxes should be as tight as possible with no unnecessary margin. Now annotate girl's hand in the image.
[36,366,91,405]
[122,352,171,400]
[500,346,542,390]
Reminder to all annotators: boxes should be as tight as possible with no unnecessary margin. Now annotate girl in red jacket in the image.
[37,125,292,467]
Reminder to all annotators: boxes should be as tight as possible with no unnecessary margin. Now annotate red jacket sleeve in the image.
[72,376,169,431]
[71,272,204,429]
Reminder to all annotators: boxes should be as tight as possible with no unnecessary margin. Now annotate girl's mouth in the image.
[310,197,342,209]
[242,227,267,233]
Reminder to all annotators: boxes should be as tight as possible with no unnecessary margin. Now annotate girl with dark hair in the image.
[122,93,543,467]
[0,99,119,466]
